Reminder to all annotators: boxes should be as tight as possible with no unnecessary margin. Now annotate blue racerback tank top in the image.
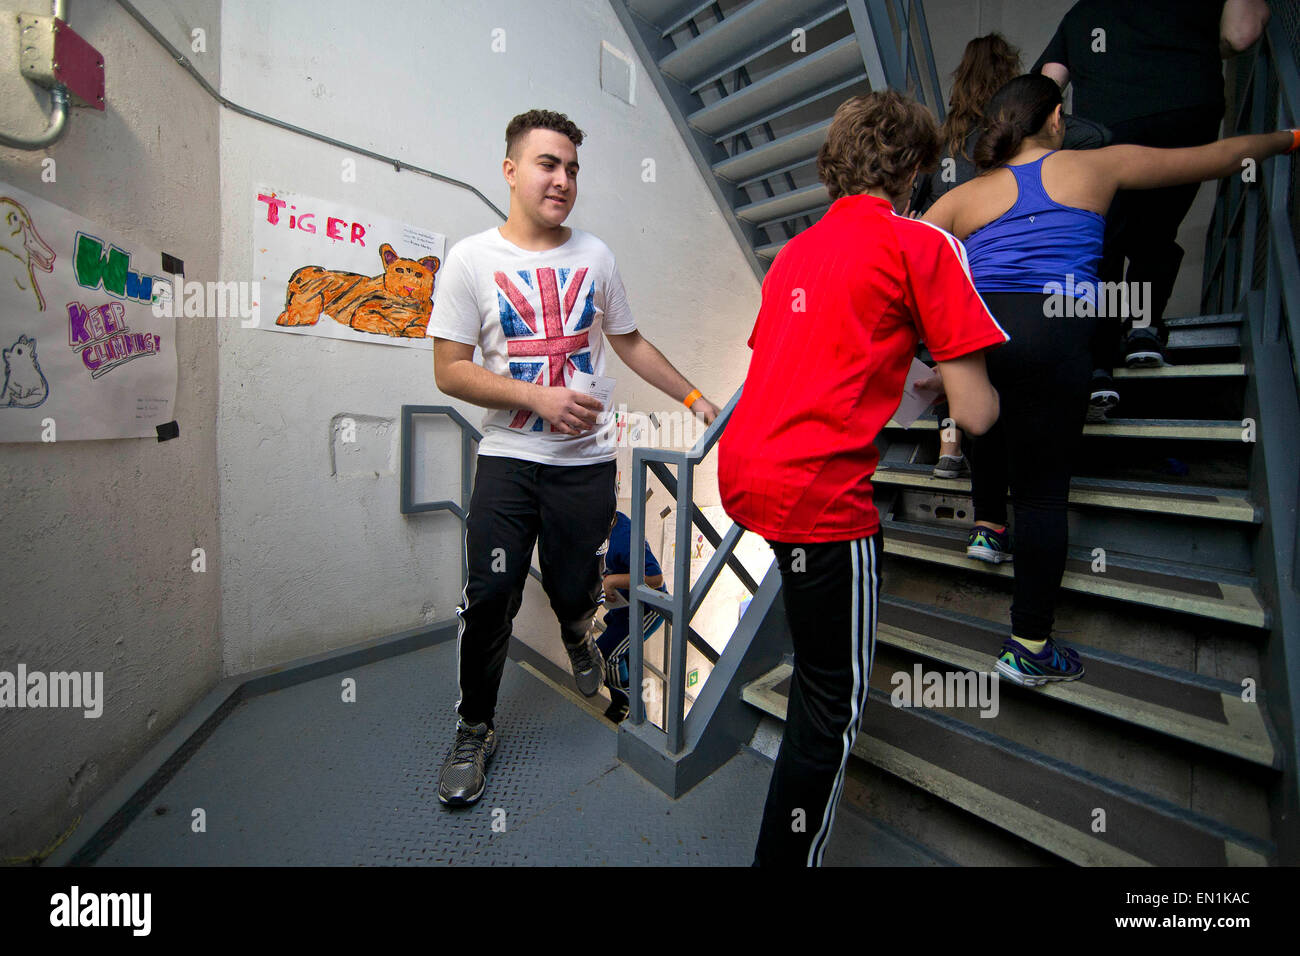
[964,151,1106,304]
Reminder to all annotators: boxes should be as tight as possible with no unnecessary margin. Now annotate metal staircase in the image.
[613,0,1300,865]
[610,0,944,278]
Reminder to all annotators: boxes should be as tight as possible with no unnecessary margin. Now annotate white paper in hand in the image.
[569,370,616,423]
[892,357,943,428]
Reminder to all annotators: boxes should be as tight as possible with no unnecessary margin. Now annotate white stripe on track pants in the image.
[753,534,879,866]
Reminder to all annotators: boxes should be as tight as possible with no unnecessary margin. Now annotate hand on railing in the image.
[691,397,721,425]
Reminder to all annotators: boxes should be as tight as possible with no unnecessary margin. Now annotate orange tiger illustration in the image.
[276,242,440,338]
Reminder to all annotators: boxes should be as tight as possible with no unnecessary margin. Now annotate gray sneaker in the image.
[564,631,606,697]
[437,720,497,806]
[933,454,970,479]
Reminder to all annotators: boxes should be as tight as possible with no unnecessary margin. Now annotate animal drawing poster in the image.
[0,180,177,443]
[252,187,446,349]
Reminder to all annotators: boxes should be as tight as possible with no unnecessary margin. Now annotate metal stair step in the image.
[1164,312,1243,328]
[871,465,1259,523]
[1167,326,1241,350]
[875,596,1277,767]
[713,118,830,185]
[687,35,864,139]
[1112,362,1245,379]
[659,0,846,88]
[879,518,1268,628]
[627,0,696,28]
[885,416,1251,442]
[646,0,717,38]
[735,182,829,223]
[742,665,1274,865]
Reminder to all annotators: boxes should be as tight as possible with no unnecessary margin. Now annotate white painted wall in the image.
[0,0,222,859]
[215,0,760,673]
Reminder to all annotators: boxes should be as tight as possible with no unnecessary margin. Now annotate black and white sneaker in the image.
[564,631,606,697]
[1087,369,1120,423]
[1124,329,1165,368]
[437,720,497,806]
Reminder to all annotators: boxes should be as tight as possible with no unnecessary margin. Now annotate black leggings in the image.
[968,293,1096,642]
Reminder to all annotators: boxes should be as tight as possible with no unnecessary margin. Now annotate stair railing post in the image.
[667,460,694,754]
[629,445,650,726]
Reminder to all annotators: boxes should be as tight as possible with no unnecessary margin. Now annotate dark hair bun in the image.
[971,74,1062,170]
[974,118,1016,170]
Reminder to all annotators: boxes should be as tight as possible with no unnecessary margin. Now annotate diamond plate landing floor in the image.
[95,639,938,866]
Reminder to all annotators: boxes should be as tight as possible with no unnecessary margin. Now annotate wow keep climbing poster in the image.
[0,181,177,443]
[252,186,446,350]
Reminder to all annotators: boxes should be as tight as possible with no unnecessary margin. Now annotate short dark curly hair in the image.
[817,91,941,201]
[505,109,586,159]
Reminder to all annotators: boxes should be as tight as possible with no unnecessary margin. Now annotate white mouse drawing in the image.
[3,334,50,408]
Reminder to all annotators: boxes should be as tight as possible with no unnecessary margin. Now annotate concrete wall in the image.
[215,0,759,673]
[924,0,1222,319]
[0,0,222,859]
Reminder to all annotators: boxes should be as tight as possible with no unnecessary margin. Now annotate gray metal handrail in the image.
[627,386,759,752]
[1204,17,1300,372]
[1200,13,1300,859]
[400,405,542,596]
[847,0,945,119]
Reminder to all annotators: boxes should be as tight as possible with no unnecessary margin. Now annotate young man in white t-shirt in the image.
[427,109,720,806]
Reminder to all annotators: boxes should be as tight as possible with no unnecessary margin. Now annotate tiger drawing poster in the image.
[252,187,446,350]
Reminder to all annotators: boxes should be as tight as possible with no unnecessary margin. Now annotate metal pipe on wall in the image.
[0,0,70,150]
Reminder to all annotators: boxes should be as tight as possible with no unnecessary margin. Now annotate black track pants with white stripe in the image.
[455,455,617,728]
[754,534,880,867]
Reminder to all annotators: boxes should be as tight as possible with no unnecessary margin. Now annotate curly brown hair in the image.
[940,34,1022,161]
[817,91,940,202]
[505,109,585,158]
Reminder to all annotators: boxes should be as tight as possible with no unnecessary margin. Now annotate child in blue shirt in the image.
[597,511,668,722]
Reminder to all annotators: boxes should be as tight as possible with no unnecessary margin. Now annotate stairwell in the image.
[611,0,1300,865]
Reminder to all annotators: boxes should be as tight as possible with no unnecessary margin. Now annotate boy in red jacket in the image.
[719,90,1006,866]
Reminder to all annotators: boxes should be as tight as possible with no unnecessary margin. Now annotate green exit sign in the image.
[687,669,699,688]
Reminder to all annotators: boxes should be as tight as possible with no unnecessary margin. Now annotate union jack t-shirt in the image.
[427,227,637,465]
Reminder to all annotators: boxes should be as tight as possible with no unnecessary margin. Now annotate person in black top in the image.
[1034,0,1271,379]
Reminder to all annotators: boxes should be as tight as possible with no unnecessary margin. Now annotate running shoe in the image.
[604,687,631,724]
[564,630,607,697]
[437,720,497,806]
[966,525,1012,564]
[1124,329,1165,368]
[995,637,1085,686]
[933,454,970,479]
[1087,369,1120,423]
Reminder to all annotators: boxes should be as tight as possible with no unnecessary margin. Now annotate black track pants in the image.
[754,534,880,866]
[455,455,617,727]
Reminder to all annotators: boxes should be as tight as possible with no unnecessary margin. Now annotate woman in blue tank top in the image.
[922,74,1295,686]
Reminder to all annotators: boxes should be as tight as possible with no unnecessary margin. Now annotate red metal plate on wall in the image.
[53,17,104,110]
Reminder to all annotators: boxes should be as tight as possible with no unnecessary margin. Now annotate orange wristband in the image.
[1287,129,1300,154]
[683,388,703,409]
